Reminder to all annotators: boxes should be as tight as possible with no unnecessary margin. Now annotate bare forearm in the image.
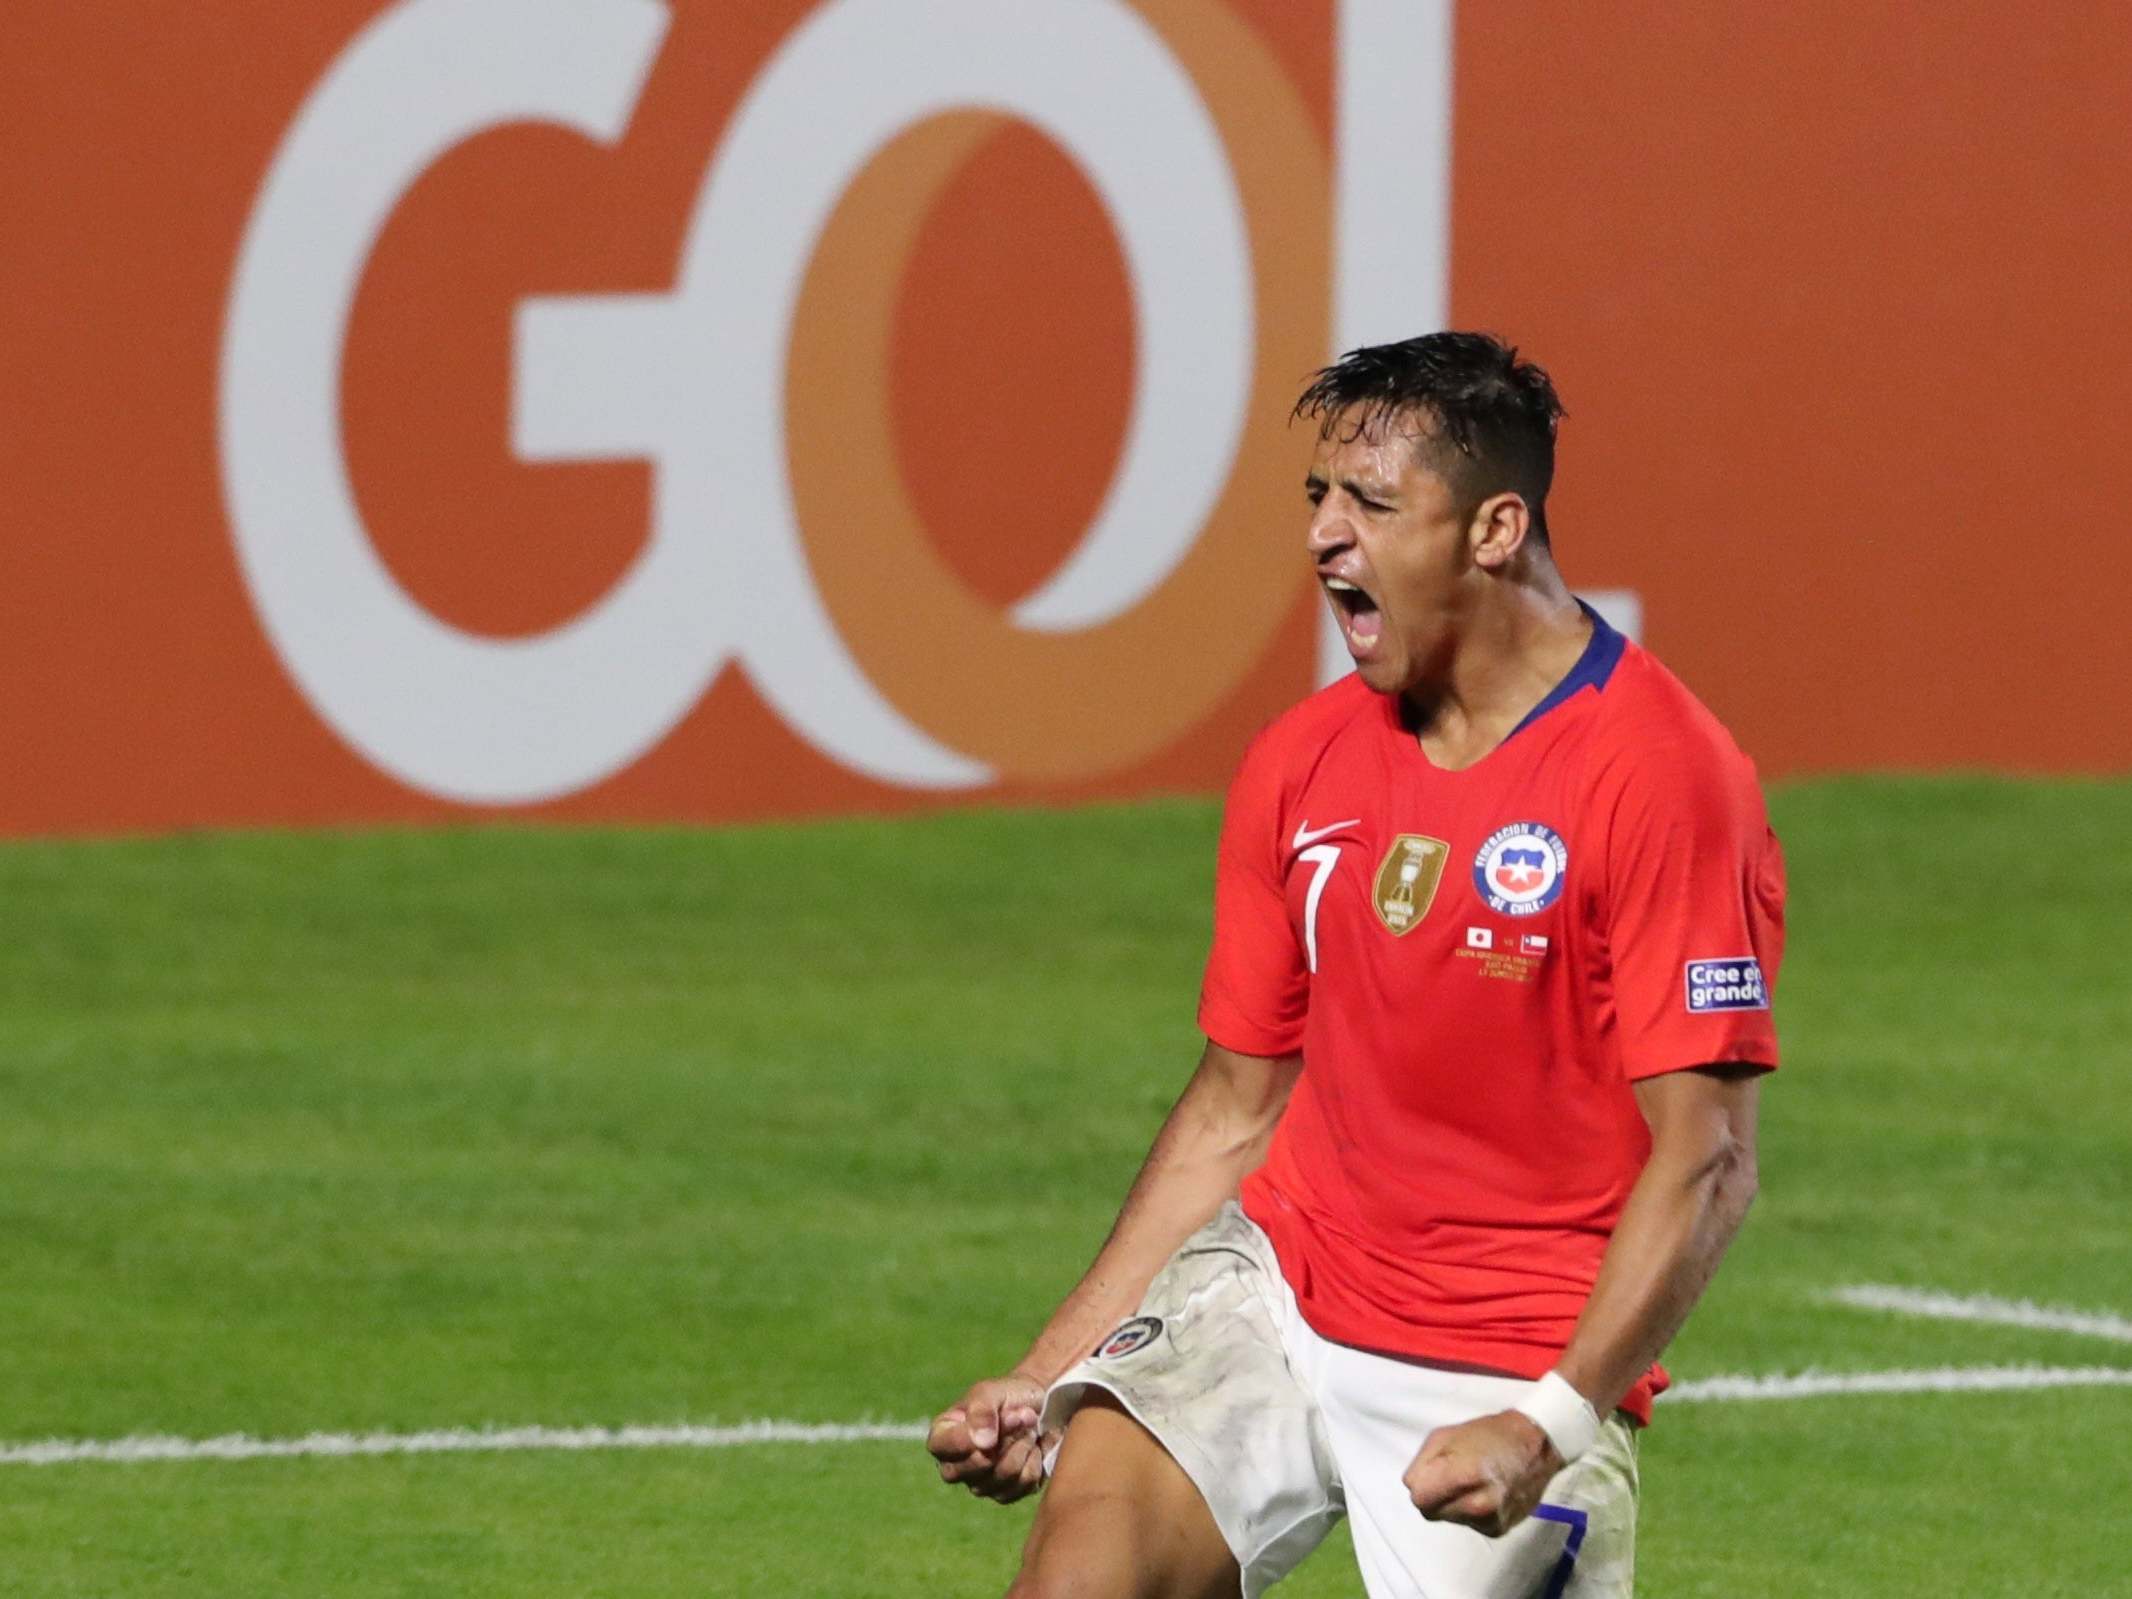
[1013,1044,1296,1385]
[1556,1106,1758,1415]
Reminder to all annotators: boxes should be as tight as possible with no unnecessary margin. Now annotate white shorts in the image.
[1042,1203,1639,1599]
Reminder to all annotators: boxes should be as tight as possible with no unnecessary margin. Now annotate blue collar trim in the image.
[1504,600,1626,743]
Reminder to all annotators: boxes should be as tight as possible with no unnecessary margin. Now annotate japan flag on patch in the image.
[1465,927,1493,950]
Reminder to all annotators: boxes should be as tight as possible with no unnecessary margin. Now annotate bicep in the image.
[1631,1064,1761,1170]
[1193,1040,1303,1136]
[1198,741,1309,1057]
[1602,753,1785,1083]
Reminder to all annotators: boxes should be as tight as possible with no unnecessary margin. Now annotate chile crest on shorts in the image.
[1473,823,1568,916]
[1094,1316,1163,1359]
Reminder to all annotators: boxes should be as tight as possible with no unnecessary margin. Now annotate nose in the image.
[1307,497,1353,563]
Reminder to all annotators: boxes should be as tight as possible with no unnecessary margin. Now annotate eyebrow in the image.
[1304,470,1398,503]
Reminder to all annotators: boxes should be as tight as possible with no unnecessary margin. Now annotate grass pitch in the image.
[1,777,2128,1596]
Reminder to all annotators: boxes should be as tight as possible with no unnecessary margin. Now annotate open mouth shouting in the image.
[1322,575,1383,660]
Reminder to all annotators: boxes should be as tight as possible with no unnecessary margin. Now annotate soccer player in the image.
[928,333,1784,1598]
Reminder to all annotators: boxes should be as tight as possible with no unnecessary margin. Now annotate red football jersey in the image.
[1198,611,1784,1423]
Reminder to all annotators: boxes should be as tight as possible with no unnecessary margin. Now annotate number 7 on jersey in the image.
[1298,845,1341,973]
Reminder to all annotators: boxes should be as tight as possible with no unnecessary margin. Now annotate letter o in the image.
[775,0,1327,779]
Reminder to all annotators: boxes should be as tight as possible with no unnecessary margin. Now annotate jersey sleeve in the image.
[1601,739,1786,1080]
[1197,733,1308,1057]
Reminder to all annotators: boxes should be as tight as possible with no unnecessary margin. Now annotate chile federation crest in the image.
[1473,822,1568,917]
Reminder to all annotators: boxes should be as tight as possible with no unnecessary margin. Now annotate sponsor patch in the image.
[1372,834,1450,934]
[1472,822,1568,916]
[1684,957,1769,1012]
[1094,1316,1163,1360]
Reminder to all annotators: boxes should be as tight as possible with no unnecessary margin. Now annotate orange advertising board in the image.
[4,2,2128,836]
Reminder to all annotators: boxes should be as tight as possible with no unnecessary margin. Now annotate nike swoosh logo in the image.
[1292,818,1362,849]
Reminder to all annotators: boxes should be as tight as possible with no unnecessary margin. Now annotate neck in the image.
[1402,566,1589,769]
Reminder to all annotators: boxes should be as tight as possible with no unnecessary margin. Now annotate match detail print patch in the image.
[1684,958,1769,1012]
[1373,835,1450,934]
[1473,823,1568,917]
[1094,1317,1163,1360]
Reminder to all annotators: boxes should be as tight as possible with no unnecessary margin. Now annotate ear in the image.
[1467,493,1532,571]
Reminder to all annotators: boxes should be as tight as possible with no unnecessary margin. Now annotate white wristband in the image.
[1512,1371,1602,1464]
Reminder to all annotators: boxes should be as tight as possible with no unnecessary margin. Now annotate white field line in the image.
[8,1366,2132,1467]
[1827,1284,2132,1343]
[1661,1364,2132,1404]
[0,1420,926,1468]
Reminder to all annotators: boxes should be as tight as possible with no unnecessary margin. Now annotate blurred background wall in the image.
[5,0,2127,836]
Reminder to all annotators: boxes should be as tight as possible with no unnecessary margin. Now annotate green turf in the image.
[0,777,2126,1595]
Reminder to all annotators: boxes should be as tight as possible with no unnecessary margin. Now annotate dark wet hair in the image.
[1293,332,1566,544]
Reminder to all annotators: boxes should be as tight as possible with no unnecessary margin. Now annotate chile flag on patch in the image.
[1495,848,1548,893]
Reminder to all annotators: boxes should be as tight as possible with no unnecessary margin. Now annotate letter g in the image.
[219,0,721,804]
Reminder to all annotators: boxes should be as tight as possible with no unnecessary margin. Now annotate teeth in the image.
[1323,578,1359,592]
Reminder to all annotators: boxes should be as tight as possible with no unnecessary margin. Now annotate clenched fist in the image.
[1403,1410,1565,1537]
[927,1373,1055,1504]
